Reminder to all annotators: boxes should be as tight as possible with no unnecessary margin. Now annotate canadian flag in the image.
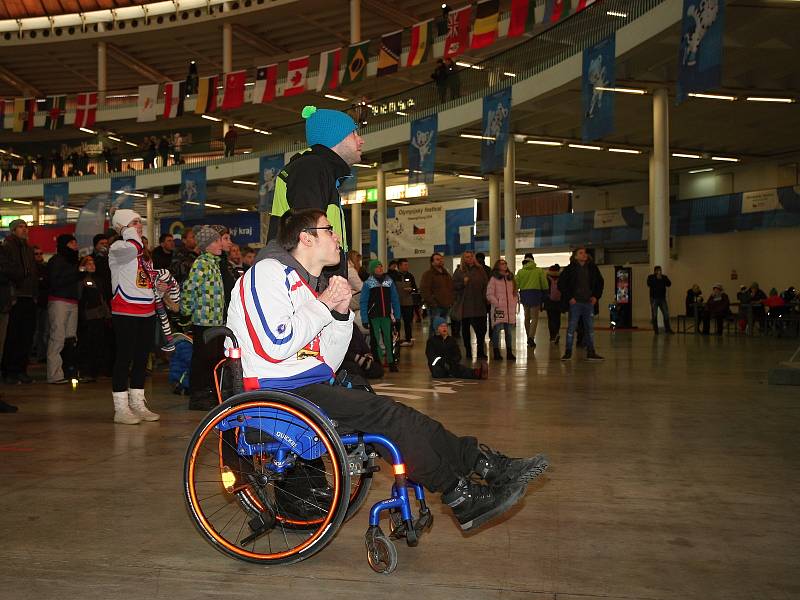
[163,81,185,118]
[74,92,98,129]
[283,56,309,97]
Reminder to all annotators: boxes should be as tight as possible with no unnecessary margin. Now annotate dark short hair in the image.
[430,252,442,264]
[93,233,108,247]
[278,208,327,252]
[475,252,485,261]
[159,233,173,244]
[398,258,409,265]
[242,246,255,255]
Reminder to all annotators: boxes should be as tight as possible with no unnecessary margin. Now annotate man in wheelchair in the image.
[225,208,549,532]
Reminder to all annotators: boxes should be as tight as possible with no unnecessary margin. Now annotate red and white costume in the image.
[109,228,155,317]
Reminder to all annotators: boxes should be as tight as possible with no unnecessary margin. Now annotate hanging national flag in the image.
[194,75,219,114]
[507,0,534,38]
[316,49,341,91]
[444,5,471,59]
[471,0,499,49]
[21,98,37,131]
[0,100,5,129]
[582,35,615,141]
[137,84,159,122]
[543,0,569,23]
[11,98,25,133]
[163,81,186,119]
[677,0,726,103]
[221,70,246,110]
[74,92,98,129]
[44,95,67,130]
[343,41,370,85]
[377,31,402,77]
[253,64,278,102]
[575,0,598,13]
[284,56,309,97]
[406,19,432,67]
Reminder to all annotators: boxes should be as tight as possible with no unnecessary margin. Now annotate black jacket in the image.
[91,251,112,305]
[426,334,462,366]
[0,244,15,313]
[151,246,173,270]
[47,245,85,302]
[3,234,37,298]
[557,259,604,305]
[646,273,671,299]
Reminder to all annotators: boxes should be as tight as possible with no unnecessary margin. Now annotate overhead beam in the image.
[44,53,98,90]
[0,64,43,96]
[106,43,171,83]
[230,23,287,57]
[361,0,419,27]
[297,15,350,45]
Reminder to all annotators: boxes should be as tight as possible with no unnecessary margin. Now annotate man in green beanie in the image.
[265,105,364,276]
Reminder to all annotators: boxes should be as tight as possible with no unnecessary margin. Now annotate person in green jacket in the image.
[515,254,549,348]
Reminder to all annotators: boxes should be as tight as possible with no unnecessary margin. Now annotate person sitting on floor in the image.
[426,317,487,380]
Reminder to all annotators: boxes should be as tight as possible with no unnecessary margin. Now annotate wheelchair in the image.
[183,327,433,574]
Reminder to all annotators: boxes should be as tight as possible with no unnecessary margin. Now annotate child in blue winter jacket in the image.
[360,259,401,371]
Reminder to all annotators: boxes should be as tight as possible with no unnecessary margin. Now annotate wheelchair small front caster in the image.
[365,525,398,574]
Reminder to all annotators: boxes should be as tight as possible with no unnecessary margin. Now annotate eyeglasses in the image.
[303,226,334,234]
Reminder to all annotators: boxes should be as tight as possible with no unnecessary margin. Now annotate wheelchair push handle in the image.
[203,326,240,348]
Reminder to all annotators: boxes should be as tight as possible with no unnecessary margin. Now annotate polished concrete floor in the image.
[1,324,799,600]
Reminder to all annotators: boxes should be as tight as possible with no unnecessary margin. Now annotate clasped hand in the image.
[318,276,352,314]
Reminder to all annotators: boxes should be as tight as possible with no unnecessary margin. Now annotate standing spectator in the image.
[431,59,449,102]
[157,136,170,168]
[46,234,85,384]
[445,58,461,99]
[241,246,256,269]
[387,260,403,338]
[487,259,518,361]
[646,265,674,334]
[346,250,364,326]
[109,209,162,424]
[76,255,109,382]
[210,225,237,315]
[420,252,454,335]
[31,246,49,363]
[0,244,18,412]
[1,219,38,384]
[224,127,238,157]
[173,132,184,164]
[453,251,489,360]
[0,155,12,181]
[543,264,563,344]
[228,243,245,278]
[352,96,370,126]
[181,226,226,411]
[396,258,418,346]
[22,157,35,180]
[360,259,401,372]
[426,317,486,380]
[558,247,604,361]
[701,284,730,336]
[52,149,65,178]
[38,152,50,179]
[151,233,174,270]
[91,234,112,303]
[515,253,548,348]
[170,227,199,285]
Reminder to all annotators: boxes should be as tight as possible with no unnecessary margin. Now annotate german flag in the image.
[471,0,499,49]
[195,75,220,114]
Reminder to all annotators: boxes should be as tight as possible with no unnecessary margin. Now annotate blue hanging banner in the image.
[408,114,438,184]
[480,87,511,174]
[43,182,69,224]
[582,35,616,141]
[75,194,109,255]
[181,166,207,220]
[257,154,284,213]
[677,0,725,104]
[110,176,137,210]
[161,212,261,246]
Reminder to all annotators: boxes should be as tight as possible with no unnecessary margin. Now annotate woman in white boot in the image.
[108,209,166,424]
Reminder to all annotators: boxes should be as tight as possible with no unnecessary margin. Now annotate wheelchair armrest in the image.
[203,326,239,347]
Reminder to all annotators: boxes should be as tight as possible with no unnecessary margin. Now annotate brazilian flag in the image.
[342,40,370,85]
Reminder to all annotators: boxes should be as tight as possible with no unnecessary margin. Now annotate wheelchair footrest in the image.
[389,507,434,545]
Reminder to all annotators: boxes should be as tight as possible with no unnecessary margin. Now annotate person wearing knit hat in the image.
[263,105,364,278]
[111,209,141,234]
[7,218,27,234]
[701,283,730,335]
[208,224,236,311]
[368,258,382,275]
[426,315,487,380]
[360,258,401,372]
[194,226,221,253]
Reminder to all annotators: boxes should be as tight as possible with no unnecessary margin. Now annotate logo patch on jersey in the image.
[277,324,286,334]
[296,335,320,360]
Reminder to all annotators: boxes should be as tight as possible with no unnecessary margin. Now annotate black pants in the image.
[297,383,480,493]
[190,324,225,401]
[1,297,36,377]
[430,360,479,380]
[112,314,155,392]
[546,305,562,340]
[78,319,106,378]
[400,305,414,342]
[701,315,724,335]
[461,316,487,357]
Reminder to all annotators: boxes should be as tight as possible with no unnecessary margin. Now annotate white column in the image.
[97,41,107,103]
[648,152,655,263]
[32,200,41,225]
[222,22,232,74]
[503,140,517,269]
[146,194,155,247]
[351,203,362,256]
[488,174,500,267]
[651,88,670,271]
[376,169,387,265]
[350,0,361,44]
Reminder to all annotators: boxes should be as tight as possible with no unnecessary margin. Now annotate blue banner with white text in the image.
[408,114,438,184]
[677,0,725,103]
[582,35,615,141]
[110,176,137,211]
[44,182,69,224]
[161,212,261,246]
[181,166,207,220]
[480,87,511,174]
[258,154,284,213]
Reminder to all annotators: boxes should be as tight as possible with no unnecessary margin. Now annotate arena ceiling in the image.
[0,0,145,20]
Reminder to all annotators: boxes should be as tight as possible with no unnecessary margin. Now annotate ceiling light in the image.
[514,180,531,185]
[460,133,495,141]
[324,94,349,102]
[594,86,646,95]
[244,82,255,87]
[672,152,701,159]
[503,72,516,78]
[79,127,96,134]
[232,180,257,186]
[353,163,375,168]
[65,208,80,213]
[13,200,32,205]
[206,203,223,209]
[126,141,138,147]
[455,61,483,70]
[526,140,563,146]
[688,92,736,101]
[688,168,714,174]
[537,183,559,189]
[396,111,407,116]
[711,156,739,162]
[606,10,628,17]
[253,128,272,135]
[108,136,122,142]
[745,96,794,104]
[201,114,223,122]
[608,148,642,154]
[457,174,484,180]
[392,200,410,205]
[236,208,250,212]
[568,143,602,150]
[233,123,253,130]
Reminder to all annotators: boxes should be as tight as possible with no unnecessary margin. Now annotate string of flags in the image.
[2,0,600,132]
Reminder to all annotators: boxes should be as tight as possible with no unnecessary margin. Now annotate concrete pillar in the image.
[648,152,655,262]
[488,174,500,267]
[350,0,361,44]
[351,203,362,256]
[97,41,107,103]
[222,23,233,74]
[503,140,517,271]
[32,200,41,225]
[650,88,670,271]
[146,194,155,247]
[376,168,387,265]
